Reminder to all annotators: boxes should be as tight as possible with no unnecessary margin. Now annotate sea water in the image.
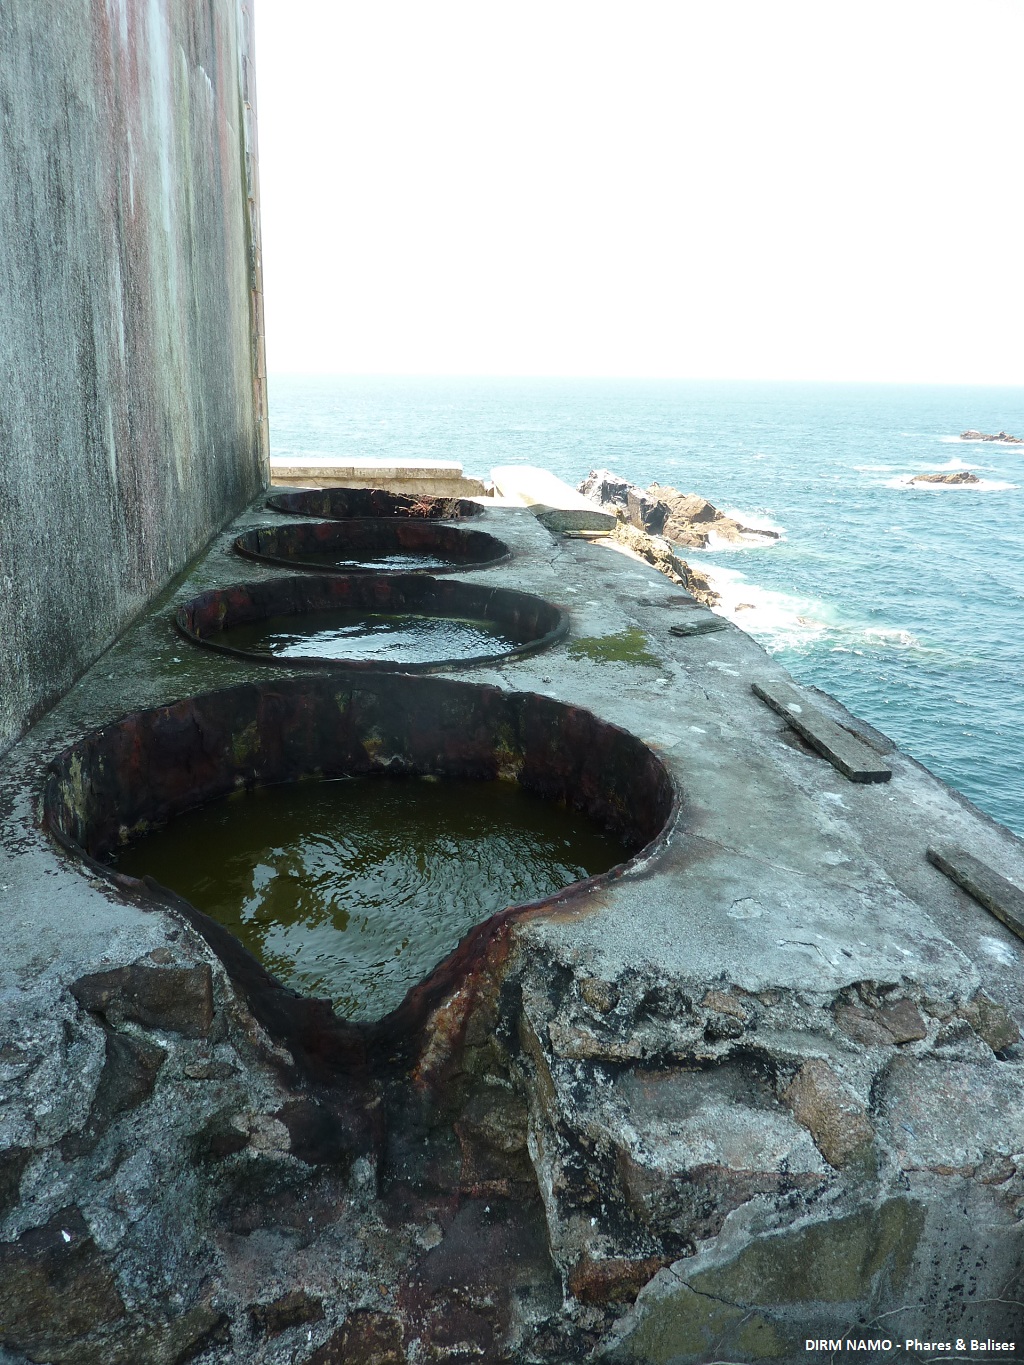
[115,776,625,1020]
[270,376,1024,836]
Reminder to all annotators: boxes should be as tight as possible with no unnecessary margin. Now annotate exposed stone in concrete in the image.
[875,996,928,1043]
[569,1254,670,1305]
[70,964,215,1037]
[877,1055,1024,1177]
[250,1289,325,1336]
[959,991,1021,1052]
[579,977,620,1014]
[0,1207,125,1355]
[781,1059,875,1168]
[308,1312,406,1364]
[0,1149,30,1220]
[604,1200,924,1363]
[669,614,728,637]
[61,1030,167,1158]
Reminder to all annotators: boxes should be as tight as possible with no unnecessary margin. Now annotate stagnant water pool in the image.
[219,608,519,663]
[114,775,627,1019]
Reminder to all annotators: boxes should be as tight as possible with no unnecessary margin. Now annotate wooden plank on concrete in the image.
[927,846,1024,942]
[491,465,617,532]
[752,680,892,783]
[670,616,728,637]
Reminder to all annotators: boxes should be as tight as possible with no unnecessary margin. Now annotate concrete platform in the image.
[2,494,1023,1363]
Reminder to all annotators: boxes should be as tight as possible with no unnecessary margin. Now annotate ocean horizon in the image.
[268,375,1024,837]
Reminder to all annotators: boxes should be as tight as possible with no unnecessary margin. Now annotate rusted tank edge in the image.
[233,519,512,575]
[173,574,570,673]
[41,675,680,1091]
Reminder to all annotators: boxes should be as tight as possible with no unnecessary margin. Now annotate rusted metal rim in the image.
[266,487,485,520]
[174,573,568,673]
[234,519,511,576]
[43,675,680,1078]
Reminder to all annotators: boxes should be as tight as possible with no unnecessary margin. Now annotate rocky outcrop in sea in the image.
[910,470,981,485]
[578,469,780,549]
[960,429,1023,443]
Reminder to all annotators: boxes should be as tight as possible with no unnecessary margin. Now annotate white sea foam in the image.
[695,560,924,655]
[934,456,981,470]
[702,509,785,553]
[720,506,786,535]
[853,464,897,472]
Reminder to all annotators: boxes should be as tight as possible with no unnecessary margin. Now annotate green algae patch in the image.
[231,721,260,765]
[617,1282,786,1363]
[568,630,661,667]
[616,1199,924,1363]
[690,1198,924,1305]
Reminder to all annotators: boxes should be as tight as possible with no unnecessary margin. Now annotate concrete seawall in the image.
[0,0,267,753]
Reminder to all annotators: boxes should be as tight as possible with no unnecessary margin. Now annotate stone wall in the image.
[0,0,267,753]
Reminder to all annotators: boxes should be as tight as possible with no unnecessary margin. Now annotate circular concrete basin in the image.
[266,488,484,520]
[44,676,677,1039]
[175,574,568,671]
[233,519,510,575]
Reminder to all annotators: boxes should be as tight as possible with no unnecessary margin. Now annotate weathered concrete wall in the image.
[0,0,267,753]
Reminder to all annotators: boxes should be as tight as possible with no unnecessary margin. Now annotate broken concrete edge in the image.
[927,845,1024,943]
[752,680,893,783]
[510,954,1024,1349]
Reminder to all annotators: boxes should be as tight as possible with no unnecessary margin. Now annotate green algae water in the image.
[222,608,517,663]
[115,776,625,1020]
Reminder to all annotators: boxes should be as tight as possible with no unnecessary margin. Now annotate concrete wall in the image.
[0,0,267,753]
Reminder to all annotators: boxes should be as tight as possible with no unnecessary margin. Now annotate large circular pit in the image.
[45,676,677,1041]
[175,574,568,670]
[234,520,510,575]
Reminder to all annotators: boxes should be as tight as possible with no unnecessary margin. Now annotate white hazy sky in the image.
[254,1,1024,383]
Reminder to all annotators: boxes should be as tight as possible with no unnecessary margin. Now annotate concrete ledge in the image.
[269,457,487,497]
[927,845,1024,941]
[753,680,893,783]
[490,465,617,532]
